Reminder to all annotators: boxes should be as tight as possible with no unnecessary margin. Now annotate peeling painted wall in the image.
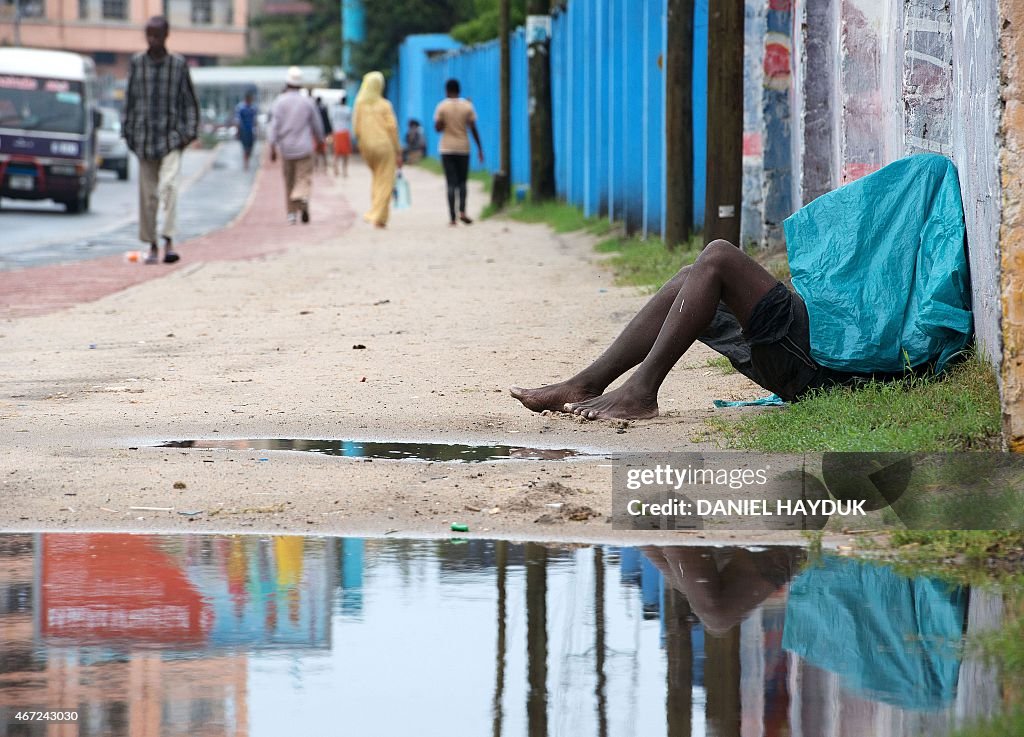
[741,0,794,249]
[784,0,1003,374]
[838,0,889,181]
[795,0,836,203]
[950,0,1003,368]
[741,0,767,248]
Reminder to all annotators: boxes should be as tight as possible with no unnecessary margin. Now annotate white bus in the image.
[0,47,100,213]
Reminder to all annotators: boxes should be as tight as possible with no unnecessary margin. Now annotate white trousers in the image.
[138,148,183,244]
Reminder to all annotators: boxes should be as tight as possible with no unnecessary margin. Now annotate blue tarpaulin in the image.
[785,154,973,374]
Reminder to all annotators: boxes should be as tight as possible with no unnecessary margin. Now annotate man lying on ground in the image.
[511,154,973,421]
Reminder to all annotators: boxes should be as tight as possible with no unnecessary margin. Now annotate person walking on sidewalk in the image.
[314,97,332,172]
[433,78,484,226]
[329,93,353,178]
[352,71,401,228]
[267,67,324,225]
[234,91,258,171]
[123,16,199,264]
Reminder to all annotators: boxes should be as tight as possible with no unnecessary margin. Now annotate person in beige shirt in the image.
[434,78,484,226]
[353,71,402,228]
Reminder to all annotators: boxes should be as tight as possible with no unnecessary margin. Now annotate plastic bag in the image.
[393,170,411,210]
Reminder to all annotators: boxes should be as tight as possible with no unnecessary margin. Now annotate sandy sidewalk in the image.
[0,153,806,545]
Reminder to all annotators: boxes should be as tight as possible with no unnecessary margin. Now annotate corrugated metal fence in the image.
[393,0,708,235]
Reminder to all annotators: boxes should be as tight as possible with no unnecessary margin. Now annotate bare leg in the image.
[565,241,778,419]
[510,264,695,412]
[643,546,799,634]
[512,241,779,418]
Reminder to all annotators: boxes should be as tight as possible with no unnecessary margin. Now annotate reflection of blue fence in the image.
[391,0,708,235]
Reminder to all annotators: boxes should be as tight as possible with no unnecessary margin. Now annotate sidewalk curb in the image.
[0,147,357,320]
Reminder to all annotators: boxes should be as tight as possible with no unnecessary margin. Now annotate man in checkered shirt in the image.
[123,16,199,264]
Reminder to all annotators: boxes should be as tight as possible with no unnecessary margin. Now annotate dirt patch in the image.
[0,159,800,545]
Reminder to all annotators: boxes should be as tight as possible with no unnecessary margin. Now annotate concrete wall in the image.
[950,0,1003,371]
[741,0,766,248]
[784,0,1003,373]
[741,0,794,250]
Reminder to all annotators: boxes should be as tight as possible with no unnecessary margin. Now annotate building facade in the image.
[0,0,248,102]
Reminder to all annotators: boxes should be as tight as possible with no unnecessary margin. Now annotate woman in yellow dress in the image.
[353,71,402,228]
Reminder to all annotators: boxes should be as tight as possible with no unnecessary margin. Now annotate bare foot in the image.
[510,381,600,413]
[565,384,659,420]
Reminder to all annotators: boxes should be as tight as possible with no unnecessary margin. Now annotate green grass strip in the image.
[708,355,1001,452]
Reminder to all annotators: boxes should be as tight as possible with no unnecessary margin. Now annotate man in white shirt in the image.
[267,66,324,224]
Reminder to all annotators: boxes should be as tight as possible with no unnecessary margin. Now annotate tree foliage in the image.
[450,0,527,46]
[351,0,478,76]
[244,0,341,68]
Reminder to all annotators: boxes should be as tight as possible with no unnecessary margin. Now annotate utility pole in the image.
[527,0,555,201]
[665,0,695,248]
[703,0,744,247]
[491,0,511,209]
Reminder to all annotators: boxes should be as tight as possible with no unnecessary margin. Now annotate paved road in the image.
[0,142,260,271]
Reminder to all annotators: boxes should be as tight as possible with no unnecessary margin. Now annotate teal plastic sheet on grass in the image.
[784,154,972,374]
[712,394,786,408]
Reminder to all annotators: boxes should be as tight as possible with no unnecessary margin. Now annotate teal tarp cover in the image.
[782,555,966,711]
[784,154,973,373]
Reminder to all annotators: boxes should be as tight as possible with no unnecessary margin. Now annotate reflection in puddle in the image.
[157,438,590,462]
[0,534,1005,735]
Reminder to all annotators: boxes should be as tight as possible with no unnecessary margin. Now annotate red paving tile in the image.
[0,157,356,319]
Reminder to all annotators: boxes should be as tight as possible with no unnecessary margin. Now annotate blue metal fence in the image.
[393,0,708,234]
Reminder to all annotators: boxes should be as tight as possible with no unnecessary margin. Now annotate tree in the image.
[351,0,477,76]
[450,0,526,45]
[245,0,341,68]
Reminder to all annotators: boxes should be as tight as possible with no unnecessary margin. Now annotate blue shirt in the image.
[235,102,257,139]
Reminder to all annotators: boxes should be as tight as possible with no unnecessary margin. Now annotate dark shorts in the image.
[699,283,850,401]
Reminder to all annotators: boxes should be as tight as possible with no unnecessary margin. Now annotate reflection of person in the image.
[123,16,198,265]
[328,93,352,177]
[434,79,483,226]
[353,71,402,229]
[268,67,324,225]
[234,92,257,170]
[403,119,426,164]
[643,546,802,633]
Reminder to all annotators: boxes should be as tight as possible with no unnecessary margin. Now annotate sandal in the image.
[162,237,180,263]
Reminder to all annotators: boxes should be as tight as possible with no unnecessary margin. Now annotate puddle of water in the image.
[157,438,590,462]
[0,533,1007,736]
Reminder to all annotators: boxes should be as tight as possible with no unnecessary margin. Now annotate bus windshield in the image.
[0,75,85,134]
